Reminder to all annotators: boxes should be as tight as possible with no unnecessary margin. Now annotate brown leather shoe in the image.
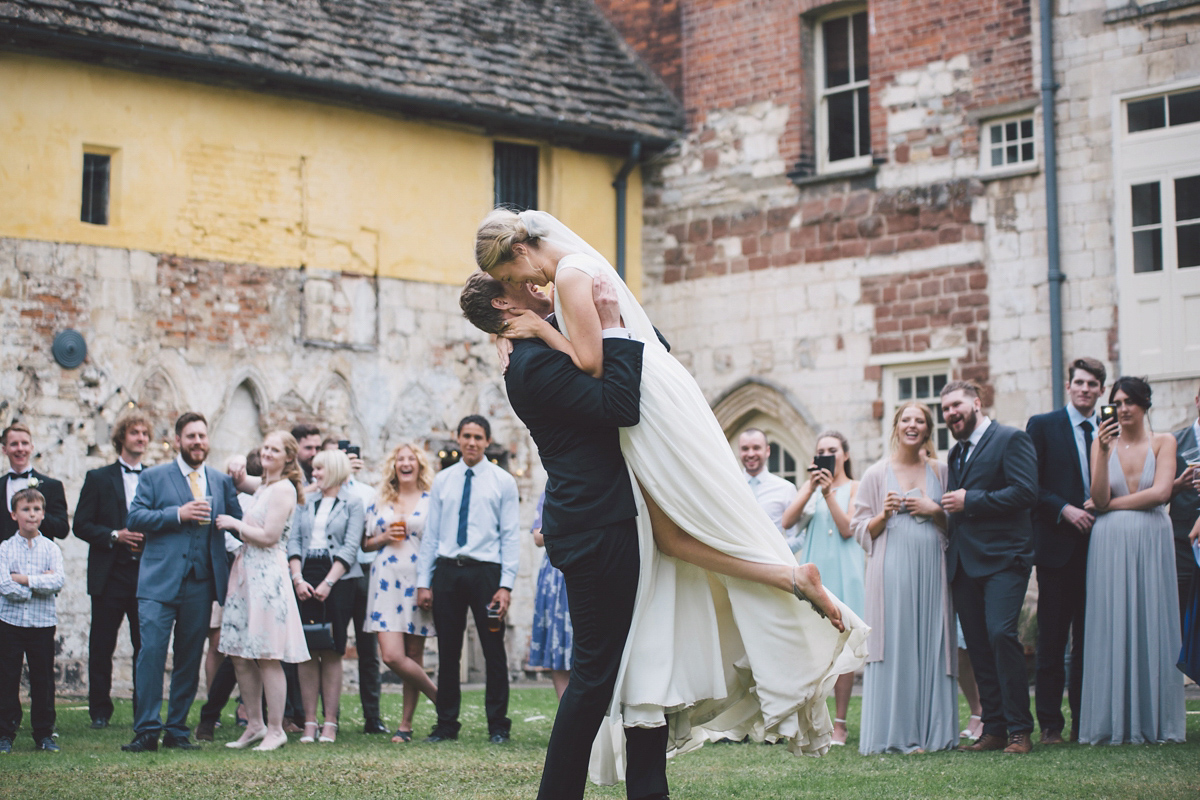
[194,721,215,742]
[959,733,1007,751]
[1003,732,1033,753]
[1039,729,1063,745]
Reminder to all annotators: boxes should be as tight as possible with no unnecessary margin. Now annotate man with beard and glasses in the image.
[940,381,1038,755]
[121,412,242,752]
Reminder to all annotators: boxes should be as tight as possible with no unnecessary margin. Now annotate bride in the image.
[475,209,868,781]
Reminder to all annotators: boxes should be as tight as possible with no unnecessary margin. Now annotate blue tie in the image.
[457,468,474,547]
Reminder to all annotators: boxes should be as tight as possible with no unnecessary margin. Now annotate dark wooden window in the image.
[494,143,538,211]
[81,153,110,225]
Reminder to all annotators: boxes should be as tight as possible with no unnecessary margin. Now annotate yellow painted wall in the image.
[0,53,643,289]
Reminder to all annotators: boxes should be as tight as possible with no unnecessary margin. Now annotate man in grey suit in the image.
[1170,383,1200,627]
[940,380,1038,754]
[121,412,242,752]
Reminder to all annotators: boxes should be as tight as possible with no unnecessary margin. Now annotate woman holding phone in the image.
[362,443,437,743]
[782,431,862,745]
[1079,376,1184,744]
[851,402,958,754]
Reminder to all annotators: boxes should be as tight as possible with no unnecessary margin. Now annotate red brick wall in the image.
[591,0,684,99]
[157,255,280,350]
[661,178,983,283]
[862,262,992,396]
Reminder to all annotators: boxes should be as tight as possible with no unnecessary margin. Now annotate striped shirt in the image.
[0,533,65,628]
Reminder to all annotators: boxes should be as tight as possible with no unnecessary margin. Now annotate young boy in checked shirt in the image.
[0,488,66,753]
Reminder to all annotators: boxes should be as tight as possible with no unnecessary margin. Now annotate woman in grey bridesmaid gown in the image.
[851,401,959,754]
[1080,376,1185,745]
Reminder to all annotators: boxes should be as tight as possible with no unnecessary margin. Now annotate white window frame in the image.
[815,6,871,175]
[881,360,952,460]
[979,113,1037,172]
[1114,80,1200,380]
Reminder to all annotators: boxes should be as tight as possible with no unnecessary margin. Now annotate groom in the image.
[460,273,669,800]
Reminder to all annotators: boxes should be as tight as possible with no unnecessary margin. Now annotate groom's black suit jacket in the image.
[504,335,645,536]
[1026,408,1090,569]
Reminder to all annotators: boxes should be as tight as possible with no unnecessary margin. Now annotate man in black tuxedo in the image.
[74,409,153,728]
[940,380,1038,754]
[460,272,669,800]
[1026,357,1105,744]
[1,422,69,542]
[1170,383,1200,626]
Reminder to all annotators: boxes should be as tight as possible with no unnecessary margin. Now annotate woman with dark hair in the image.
[852,402,958,753]
[783,431,862,744]
[1079,377,1184,744]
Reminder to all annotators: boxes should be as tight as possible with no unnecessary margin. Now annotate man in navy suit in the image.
[941,380,1038,754]
[1170,384,1200,626]
[460,273,668,800]
[73,408,153,729]
[1026,357,1105,744]
[121,412,242,752]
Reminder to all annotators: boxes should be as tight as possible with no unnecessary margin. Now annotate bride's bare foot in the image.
[791,564,845,632]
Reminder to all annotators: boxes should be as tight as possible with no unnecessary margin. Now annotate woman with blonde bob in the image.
[475,208,867,774]
[288,448,365,744]
[362,443,438,742]
[851,401,958,754]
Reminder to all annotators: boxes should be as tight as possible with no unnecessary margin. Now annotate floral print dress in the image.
[364,492,435,637]
[219,480,310,662]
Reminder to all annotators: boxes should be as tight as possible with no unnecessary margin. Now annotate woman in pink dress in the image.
[216,430,309,751]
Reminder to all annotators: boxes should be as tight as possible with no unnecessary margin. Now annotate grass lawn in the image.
[1,689,1198,799]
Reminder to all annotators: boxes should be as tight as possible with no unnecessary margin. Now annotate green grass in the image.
[1,690,1198,799]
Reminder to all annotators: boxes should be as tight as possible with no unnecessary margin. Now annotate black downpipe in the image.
[1040,0,1065,408]
[613,141,643,280]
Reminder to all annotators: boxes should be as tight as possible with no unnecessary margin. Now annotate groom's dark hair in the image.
[460,272,507,335]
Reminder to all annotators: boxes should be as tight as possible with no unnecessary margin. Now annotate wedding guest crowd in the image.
[1,365,1196,757]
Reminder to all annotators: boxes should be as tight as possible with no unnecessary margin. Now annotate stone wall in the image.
[0,236,545,696]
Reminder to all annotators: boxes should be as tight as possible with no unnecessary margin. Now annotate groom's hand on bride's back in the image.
[593,276,621,329]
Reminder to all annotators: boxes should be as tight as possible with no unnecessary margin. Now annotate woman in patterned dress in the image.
[527,492,572,699]
[216,430,309,751]
[362,442,438,742]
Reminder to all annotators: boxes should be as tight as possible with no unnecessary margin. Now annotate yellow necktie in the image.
[188,470,202,500]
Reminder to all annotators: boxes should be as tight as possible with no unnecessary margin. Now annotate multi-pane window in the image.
[984,115,1036,169]
[493,142,538,211]
[1127,87,1200,133]
[817,9,870,171]
[885,364,951,457]
[1130,175,1200,273]
[767,441,800,485]
[81,153,110,225]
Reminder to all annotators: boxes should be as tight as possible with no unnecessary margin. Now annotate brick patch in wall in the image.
[157,255,286,350]
[862,261,991,401]
[661,179,983,284]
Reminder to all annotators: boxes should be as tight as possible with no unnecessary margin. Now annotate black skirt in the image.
[299,554,354,655]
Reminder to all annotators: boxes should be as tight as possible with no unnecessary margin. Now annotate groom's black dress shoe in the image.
[121,733,159,752]
[162,735,201,750]
[89,717,110,729]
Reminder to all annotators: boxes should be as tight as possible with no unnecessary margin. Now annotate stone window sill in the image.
[1104,0,1200,23]
[788,165,878,188]
[977,163,1041,183]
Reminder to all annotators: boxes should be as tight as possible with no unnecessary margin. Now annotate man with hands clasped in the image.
[1025,357,1105,743]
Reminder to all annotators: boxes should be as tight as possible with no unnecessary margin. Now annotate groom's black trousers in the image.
[538,519,668,800]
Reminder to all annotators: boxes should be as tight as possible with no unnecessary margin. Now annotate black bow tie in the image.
[122,465,142,475]
[9,470,31,480]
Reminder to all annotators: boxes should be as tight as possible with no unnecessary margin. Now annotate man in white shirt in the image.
[739,428,798,539]
[417,415,520,743]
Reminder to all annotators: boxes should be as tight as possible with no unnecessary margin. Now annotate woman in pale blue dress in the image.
[851,402,958,753]
[1080,377,1184,745]
[527,492,572,699]
[783,430,862,745]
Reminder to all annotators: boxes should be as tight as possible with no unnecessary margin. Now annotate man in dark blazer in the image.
[940,380,1038,754]
[1025,357,1105,744]
[73,409,153,729]
[1,422,69,542]
[460,272,669,800]
[121,412,242,753]
[1170,384,1200,626]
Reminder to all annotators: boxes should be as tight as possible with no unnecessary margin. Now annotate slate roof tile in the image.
[1,0,683,149]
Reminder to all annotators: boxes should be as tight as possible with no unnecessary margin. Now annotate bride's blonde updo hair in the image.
[475,208,540,272]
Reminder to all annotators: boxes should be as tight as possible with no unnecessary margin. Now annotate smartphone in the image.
[346,445,360,458]
[1099,405,1117,426]
[813,454,837,475]
[337,439,351,451]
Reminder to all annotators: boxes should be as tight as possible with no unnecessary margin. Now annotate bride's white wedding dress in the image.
[525,212,869,785]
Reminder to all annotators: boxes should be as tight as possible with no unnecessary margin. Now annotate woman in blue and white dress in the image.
[362,443,438,742]
[528,492,572,699]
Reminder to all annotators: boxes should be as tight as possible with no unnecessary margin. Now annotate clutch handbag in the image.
[302,596,335,651]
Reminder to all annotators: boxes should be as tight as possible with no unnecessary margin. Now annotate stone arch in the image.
[208,377,268,467]
[130,365,185,449]
[384,383,441,453]
[313,372,368,454]
[711,378,821,474]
